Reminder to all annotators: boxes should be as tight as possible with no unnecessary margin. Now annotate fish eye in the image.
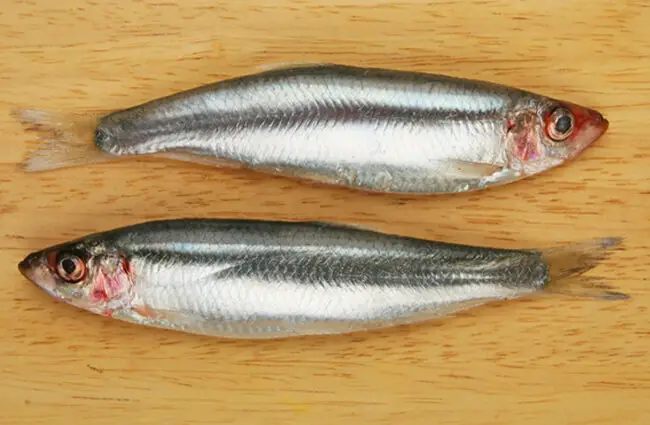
[546,107,575,142]
[55,252,86,283]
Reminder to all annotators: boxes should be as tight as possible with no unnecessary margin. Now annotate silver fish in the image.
[15,63,608,194]
[18,219,627,339]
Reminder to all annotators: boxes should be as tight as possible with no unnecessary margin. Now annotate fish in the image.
[17,219,628,339]
[13,63,609,194]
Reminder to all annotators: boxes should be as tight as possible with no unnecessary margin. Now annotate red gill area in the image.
[513,126,540,161]
[90,272,110,304]
[121,257,131,275]
[90,258,132,306]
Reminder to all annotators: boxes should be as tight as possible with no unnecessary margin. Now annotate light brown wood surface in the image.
[1,1,649,424]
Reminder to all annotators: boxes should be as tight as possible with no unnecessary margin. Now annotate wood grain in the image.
[1,1,649,424]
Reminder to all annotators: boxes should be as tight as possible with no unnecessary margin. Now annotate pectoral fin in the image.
[437,159,503,179]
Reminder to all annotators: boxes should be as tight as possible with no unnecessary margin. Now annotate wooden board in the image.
[0,1,648,424]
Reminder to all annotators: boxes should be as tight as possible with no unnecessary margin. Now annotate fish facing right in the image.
[18,219,628,339]
[14,63,609,194]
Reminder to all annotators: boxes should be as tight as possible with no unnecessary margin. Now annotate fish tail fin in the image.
[12,108,113,172]
[539,237,629,301]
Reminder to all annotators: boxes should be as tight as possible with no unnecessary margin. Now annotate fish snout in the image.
[587,109,609,137]
[18,252,40,279]
[18,252,57,292]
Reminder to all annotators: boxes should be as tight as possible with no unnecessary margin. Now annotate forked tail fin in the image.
[539,237,629,301]
[12,108,114,172]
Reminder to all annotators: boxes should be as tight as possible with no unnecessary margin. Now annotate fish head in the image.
[505,98,609,175]
[18,239,133,316]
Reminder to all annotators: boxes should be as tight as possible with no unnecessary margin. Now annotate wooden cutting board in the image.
[0,1,648,424]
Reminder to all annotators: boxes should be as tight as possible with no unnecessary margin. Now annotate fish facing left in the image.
[18,219,629,340]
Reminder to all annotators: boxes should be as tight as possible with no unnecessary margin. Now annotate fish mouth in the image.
[18,252,56,293]
[581,112,609,151]
[601,115,610,132]
[590,110,609,136]
[18,253,38,279]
